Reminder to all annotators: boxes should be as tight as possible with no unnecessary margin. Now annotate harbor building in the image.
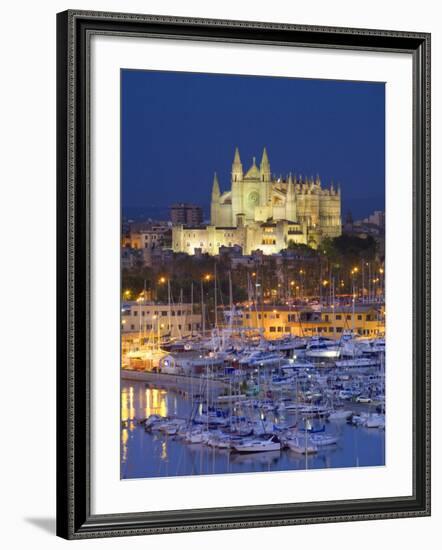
[172,147,341,255]
[242,304,385,340]
[122,302,202,340]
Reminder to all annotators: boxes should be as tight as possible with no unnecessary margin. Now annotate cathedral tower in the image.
[210,172,220,225]
[231,147,244,225]
[260,147,271,182]
[285,173,296,222]
[231,147,243,182]
[259,147,271,206]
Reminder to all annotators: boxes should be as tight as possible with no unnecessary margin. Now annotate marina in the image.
[121,332,386,479]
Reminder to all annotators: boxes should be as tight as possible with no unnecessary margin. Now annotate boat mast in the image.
[167,279,171,337]
[201,279,205,336]
[352,280,356,335]
[228,270,233,331]
[190,282,194,336]
[214,262,218,329]
[143,278,147,340]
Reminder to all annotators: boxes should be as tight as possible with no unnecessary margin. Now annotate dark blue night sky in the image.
[121,69,385,221]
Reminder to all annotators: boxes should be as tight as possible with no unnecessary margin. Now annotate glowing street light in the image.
[158,276,166,284]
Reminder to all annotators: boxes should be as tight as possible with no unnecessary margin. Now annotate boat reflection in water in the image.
[120,380,385,480]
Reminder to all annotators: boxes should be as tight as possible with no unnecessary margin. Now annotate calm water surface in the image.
[121,380,385,479]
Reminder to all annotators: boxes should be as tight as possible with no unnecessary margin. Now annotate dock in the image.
[121,369,230,396]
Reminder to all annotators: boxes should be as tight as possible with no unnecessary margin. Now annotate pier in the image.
[121,369,229,396]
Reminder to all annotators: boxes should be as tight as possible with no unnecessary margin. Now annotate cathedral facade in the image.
[172,148,341,256]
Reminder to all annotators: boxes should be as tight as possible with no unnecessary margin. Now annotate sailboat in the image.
[286,435,318,455]
[231,434,281,453]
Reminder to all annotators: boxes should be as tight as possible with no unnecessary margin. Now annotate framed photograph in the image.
[56,10,431,539]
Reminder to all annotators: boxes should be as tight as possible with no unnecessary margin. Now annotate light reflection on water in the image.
[121,381,385,480]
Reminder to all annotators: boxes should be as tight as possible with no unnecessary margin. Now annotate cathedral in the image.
[172,147,342,256]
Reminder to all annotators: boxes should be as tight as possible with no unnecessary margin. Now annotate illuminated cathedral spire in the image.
[260,147,271,182]
[211,172,220,199]
[232,147,243,182]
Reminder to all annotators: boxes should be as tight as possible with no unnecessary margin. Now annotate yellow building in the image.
[172,147,341,255]
[242,304,385,340]
[122,302,202,340]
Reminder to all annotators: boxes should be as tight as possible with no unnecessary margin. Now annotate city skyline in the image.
[122,69,385,221]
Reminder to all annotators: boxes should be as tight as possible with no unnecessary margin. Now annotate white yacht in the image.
[286,436,318,455]
[335,357,380,368]
[232,434,281,453]
[184,428,209,444]
[305,337,341,359]
[241,350,284,367]
[328,409,353,421]
[309,433,339,446]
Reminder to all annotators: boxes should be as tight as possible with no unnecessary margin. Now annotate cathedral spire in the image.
[286,172,296,222]
[260,147,271,182]
[211,172,220,198]
[260,147,269,167]
[232,147,243,182]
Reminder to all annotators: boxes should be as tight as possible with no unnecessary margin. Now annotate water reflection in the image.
[121,386,135,422]
[121,428,129,463]
[145,388,168,418]
[120,381,385,480]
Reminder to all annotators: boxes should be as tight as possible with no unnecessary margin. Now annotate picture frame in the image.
[56,9,431,539]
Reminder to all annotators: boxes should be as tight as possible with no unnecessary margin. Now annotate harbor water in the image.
[121,379,385,480]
